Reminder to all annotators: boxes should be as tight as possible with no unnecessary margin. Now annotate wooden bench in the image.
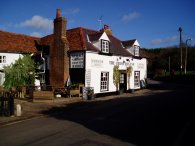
[32,91,54,102]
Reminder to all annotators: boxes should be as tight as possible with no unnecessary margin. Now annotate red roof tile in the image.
[0,27,135,57]
[0,30,39,53]
[40,34,54,46]
[122,39,136,47]
[66,27,87,51]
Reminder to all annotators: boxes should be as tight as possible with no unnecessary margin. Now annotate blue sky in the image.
[0,0,195,48]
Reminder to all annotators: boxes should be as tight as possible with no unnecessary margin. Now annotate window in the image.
[134,71,140,88]
[134,46,139,56]
[101,40,109,53]
[120,73,124,84]
[0,56,6,63]
[100,72,109,91]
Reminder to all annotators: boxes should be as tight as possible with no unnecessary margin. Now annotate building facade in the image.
[0,9,147,94]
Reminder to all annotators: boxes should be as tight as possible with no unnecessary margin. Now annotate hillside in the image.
[140,47,195,76]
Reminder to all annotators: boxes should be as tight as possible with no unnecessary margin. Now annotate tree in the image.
[113,65,120,91]
[126,65,132,89]
[3,54,36,89]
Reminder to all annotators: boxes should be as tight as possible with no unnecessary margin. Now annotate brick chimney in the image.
[50,8,69,87]
[100,24,112,35]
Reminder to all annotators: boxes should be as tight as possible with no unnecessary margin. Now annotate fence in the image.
[0,92,14,116]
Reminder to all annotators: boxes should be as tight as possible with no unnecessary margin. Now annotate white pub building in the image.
[69,26,147,95]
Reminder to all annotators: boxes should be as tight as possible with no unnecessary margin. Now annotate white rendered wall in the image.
[0,53,22,85]
[85,52,147,94]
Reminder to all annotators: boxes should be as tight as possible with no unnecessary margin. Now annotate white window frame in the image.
[0,56,6,63]
[134,71,140,88]
[100,72,109,91]
[134,46,139,56]
[101,40,109,53]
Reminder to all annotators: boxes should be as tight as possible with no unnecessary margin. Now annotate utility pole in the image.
[178,27,183,75]
[185,38,191,74]
[169,56,170,74]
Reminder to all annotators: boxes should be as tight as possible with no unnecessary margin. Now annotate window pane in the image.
[100,72,109,91]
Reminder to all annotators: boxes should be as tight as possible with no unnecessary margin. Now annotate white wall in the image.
[85,52,147,94]
[129,58,147,89]
[0,53,22,69]
[85,52,116,94]
[0,53,22,85]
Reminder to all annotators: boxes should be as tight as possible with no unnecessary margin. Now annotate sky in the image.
[0,0,195,48]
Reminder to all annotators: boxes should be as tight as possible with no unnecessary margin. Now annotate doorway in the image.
[119,72,127,94]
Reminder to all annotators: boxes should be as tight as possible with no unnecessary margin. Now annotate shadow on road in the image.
[42,81,195,146]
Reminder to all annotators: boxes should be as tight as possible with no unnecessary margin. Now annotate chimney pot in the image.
[104,24,109,30]
[56,8,61,18]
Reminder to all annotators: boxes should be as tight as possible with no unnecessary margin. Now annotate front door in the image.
[119,72,127,94]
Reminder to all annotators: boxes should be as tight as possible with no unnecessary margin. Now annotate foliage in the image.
[126,66,132,89]
[142,46,195,75]
[113,65,120,91]
[3,54,36,89]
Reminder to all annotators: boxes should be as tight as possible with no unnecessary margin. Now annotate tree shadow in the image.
[42,82,195,146]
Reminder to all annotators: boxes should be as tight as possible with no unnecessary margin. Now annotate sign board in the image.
[70,52,84,68]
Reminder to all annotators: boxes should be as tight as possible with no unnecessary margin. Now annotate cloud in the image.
[62,8,80,16]
[121,12,140,22]
[18,15,53,31]
[151,35,178,46]
[30,32,42,37]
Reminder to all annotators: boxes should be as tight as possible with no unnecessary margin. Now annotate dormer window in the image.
[101,39,109,53]
[134,45,139,56]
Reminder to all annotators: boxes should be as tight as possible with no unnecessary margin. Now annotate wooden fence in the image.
[0,92,14,116]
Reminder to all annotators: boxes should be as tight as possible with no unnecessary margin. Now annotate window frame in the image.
[134,71,140,88]
[134,45,140,56]
[101,39,110,53]
[100,72,109,92]
[0,56,6,63]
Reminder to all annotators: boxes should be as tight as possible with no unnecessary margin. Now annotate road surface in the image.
[0,79,195,146]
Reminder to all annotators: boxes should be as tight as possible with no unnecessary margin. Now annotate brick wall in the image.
[50,10,69,88]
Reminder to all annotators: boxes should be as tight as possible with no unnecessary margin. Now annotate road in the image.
[0,79,195,146]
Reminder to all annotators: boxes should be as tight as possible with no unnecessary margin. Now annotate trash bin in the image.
[87,87,94,100]
[82,87,94,100]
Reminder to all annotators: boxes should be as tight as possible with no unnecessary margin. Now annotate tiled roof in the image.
[82,28,133,56]
[122,39,136,47]
[0,28,135,57]
[40,34,53,46]
[108,35,132,56]
[67,27,86,51]
[0,30,39,53]
[88,32,102,42]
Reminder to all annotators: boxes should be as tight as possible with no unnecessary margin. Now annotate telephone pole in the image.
[178,27,183,74]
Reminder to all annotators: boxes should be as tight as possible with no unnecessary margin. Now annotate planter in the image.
[69,89,79,97]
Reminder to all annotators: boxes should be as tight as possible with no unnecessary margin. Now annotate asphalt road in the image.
[0,79,195,146]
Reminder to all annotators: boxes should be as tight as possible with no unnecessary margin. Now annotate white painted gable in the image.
[134,40,140,46]
[99,32,110,41]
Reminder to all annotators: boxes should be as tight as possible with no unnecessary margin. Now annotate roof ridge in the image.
[0,30,40,39]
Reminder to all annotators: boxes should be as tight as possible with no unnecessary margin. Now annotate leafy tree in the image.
[3,54,36,89]
[113,65,120,91]
[126,65,132,89]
